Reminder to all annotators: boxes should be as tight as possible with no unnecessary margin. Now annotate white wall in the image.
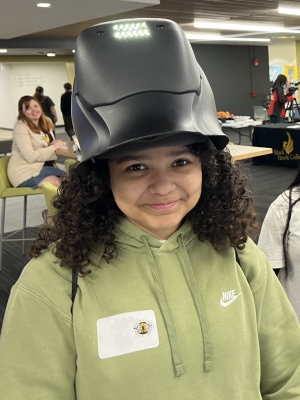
[268,42,296,66]
[0,63,69,129]
[0,64,15,129]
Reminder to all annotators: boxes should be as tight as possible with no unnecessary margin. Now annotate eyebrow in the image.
[115,149,193,164]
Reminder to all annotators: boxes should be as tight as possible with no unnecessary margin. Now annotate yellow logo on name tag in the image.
[134,320,152,336]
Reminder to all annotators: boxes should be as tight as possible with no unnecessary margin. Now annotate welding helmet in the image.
[72,18,228,171]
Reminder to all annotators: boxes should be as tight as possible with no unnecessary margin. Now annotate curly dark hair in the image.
[30,139,258,275]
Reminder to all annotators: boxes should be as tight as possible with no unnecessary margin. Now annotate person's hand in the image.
[52,139,64,150]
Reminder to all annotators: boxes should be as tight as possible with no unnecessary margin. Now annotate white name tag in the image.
[97,310,159,359]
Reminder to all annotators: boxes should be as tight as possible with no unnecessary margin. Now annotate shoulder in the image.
[14,248,73,319]
[45,96,54,106]
[13,120,30,134]
[268,189,300,213]
[269,191,290,210]
[236,238,270,291]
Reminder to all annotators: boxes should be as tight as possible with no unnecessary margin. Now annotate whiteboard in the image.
[0,62,69,129]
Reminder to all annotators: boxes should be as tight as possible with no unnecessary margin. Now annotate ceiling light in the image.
[72,50,75,53]
[278,5,300,16]
[0,49,7,53]
[271,36,296,39]
[185,33,270,42]
[194,19,300,33]
[37,3,51,7]
[47,52,56,57]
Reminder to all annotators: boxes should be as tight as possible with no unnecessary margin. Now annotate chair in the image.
[253,106,268,122]
[41,181,58,219]
[64,158,77,173]
[0,156,43,270]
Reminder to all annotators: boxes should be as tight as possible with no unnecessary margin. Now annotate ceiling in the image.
[1,0,300,56]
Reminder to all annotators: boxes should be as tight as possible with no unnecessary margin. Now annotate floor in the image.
[0,124,298,328]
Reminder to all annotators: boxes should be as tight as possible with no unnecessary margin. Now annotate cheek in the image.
[110,179,139,207]
[183,170,202,193]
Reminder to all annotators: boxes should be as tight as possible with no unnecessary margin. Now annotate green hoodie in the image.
[0,218,299,399]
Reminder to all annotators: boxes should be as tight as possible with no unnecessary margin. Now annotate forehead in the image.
[23,99,39,109]
[110,145,194,164]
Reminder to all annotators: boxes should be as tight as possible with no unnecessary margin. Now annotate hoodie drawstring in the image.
[178,234,213,372]
[142,236,184,377]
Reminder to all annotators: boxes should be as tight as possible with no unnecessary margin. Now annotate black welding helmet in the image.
[72,18,228,170]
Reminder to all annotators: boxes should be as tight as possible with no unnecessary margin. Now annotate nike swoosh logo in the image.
[220,292,242,307]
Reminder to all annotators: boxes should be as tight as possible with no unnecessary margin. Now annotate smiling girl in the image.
[0,18,299,400]
[7,95,66,189]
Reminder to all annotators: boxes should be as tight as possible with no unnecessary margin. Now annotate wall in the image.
[0,64,15,128]
[268,42,297,83]
[296,42,300,82]
[0,56,74,129]
[268,42,297,66]
[192,44,270,117]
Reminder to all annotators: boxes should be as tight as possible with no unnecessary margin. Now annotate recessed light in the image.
[0,49,7,53]
[47,52,56,57]
[72,50,75,53]
[37,3,51,8]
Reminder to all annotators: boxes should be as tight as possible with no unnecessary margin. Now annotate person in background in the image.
[7,95,66,189]
[34,86,58,135]
[0,18,299,400]
[268,74,294,123]
[60,82,75,140]
[258,166,300,322]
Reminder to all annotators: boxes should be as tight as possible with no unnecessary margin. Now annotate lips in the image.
[146,201,178,211]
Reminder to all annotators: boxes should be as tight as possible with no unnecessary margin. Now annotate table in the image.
[56,140,272,163]
[56,141,77,159]
[222,120,262,144]
[227,144,273,161]
[252,123,300,166]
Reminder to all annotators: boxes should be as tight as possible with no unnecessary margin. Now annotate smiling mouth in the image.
[146,201,178,211]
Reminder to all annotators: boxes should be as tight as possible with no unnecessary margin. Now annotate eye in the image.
[128,164,146,171]
[173,159,189,167]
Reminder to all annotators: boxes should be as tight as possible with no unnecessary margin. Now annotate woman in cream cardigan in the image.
[8,96,66,188]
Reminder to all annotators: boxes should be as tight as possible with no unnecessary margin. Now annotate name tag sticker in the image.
[97,309,159,359]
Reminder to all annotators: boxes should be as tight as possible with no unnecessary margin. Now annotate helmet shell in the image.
[72,18,228,166]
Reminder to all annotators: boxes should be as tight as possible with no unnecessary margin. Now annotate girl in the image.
[7,96,66,189]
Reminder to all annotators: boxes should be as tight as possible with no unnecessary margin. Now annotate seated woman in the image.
[7,95,66,189]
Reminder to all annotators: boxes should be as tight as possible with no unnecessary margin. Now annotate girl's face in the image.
[108,145,202,240]
[22,99,42,125]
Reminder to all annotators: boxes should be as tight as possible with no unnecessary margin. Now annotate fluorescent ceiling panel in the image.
[194,19,300,33]
[185,33,270,42]
[278,5,300,16]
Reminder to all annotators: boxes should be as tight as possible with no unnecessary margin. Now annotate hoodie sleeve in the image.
[0,284,76,400]
[238,242,300,399]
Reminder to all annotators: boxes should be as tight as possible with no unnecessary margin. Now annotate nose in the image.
[148,172,175,196]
